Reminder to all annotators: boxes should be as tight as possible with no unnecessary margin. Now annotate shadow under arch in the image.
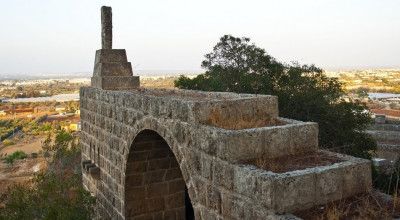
[125,129,194,220]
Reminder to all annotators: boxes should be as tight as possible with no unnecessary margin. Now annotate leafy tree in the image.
[175,35,376,158]
[354,87,369,99]
[0,130,94,220]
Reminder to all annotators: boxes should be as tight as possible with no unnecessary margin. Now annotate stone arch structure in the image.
[125,129,194,219]
[81,6,372,219]
[80,87,372,220]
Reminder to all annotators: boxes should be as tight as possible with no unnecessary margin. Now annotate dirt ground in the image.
[0,134,46,198]
[0,134,45,157]
[0,157,47,195]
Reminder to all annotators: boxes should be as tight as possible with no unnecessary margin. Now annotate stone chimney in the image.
[91,6,140,90]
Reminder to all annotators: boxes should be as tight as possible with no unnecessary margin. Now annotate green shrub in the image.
[0,130,95,219]
[43,151,51,158]
[4,151,27,164]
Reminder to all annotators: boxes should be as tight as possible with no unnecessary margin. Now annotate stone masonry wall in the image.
[80,6,372,219]
[80,87,296,219]
[80,87,371,220]
[125,129,187,219]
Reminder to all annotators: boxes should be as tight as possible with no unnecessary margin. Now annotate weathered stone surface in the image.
[91,75,139,90]
[90,49,139,90]
[94,62,133,77]
[101,6,112,50]
[81,86,372,219]
[82,6,373,219]
[95,49,128,63]
[93,7,140,90]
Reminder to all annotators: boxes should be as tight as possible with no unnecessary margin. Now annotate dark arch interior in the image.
[125,130,194,220]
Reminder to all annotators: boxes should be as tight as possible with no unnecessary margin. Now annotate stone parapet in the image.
[232,150,371,213]
[80,86,372,219]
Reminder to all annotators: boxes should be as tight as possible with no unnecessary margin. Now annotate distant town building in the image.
[55,106,66,112]
[62,122,80,132]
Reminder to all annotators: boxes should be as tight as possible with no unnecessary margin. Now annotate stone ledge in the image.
[93,62,133,76]
[94,49,128,63]
[82,160,101,179]
[91,76,140,90]
[233,150,372,213]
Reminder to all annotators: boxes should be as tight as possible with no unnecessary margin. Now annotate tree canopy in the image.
[175,35,376,158]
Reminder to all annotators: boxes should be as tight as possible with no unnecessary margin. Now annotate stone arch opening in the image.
[125,129,194,220]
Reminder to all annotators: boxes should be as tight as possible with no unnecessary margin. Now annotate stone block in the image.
[91,75,140,90]
[126,186,146,201]
[315,165,344,205]
[211,160,234,190]
[94,62,133,77]
[199,206,219,220]
[165,192,185,209]
[146,182,168,198]
[191,177,207,205]
[129,199,148,215]
[163,210,176,220]
[126,174,144,187]
[89,166,101,179]
[221,193,245,219]
[130,151,150,162]
[144,170,166,184]
[94,49,128,63]
[342,160,372,196]
[165,168,182,181]
[168,179,185,194]
[233,165,256,197]
[91,48,139,90]
[126,161,148,174]
[273,171,317,212]
[148,148,171,160]
[176,208,185,220]
[146,198,165,212]
[206,185,221,214]
[254,172,274,208]
[148,158,171,171]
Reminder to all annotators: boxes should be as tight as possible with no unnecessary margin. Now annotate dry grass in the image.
[0,135,45,157]
[0,157,47,196]
[140,77,177,89]
[295,193,400,220]
[246,151,341,173]
[204,108,286,130]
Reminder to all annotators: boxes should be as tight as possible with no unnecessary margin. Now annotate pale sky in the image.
[0,0,399,75]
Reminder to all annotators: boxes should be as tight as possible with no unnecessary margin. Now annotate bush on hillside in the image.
[2,139,15,147]
[0,130,95,219]
[3,151,27,164]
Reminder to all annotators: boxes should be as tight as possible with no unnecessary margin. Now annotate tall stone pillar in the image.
[91,6,140,90]
[101,6,112,50]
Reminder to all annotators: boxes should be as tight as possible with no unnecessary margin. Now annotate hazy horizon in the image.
[1,0,399,75]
